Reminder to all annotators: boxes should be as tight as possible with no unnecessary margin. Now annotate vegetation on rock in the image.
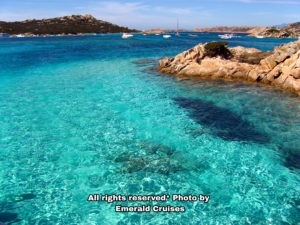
[236,51,273,65]
[204,41,232,59]
[253,22,300,38]
[266,27,280,34]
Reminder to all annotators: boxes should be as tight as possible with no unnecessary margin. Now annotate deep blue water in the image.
[0,33,299,224]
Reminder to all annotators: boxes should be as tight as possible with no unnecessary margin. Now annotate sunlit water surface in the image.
[0,33,299,224]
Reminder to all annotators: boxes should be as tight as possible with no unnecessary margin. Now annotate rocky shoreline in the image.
[159,40,300,96]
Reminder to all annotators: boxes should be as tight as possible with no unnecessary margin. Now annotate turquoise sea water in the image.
[0,33,299,224]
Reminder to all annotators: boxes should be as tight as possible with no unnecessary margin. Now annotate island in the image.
[0,14,138,36]
[159,40,300,96]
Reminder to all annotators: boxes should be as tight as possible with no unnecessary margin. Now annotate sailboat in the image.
[175,18,180,36]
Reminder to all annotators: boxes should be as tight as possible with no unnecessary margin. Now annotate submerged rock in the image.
[132,59,157,67]
[15,193,36,202]
[285,150,300,171]
[173,97,269,143]
[0,212,18,223]
[159,40,300,96]
[113,140,207,175]
[279,145,300,171]
[141,67,159,74]
[132,59,159,74]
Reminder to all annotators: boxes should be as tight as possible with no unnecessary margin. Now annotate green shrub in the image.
[280,29,294,38]
[266,27,280,34]
[283,29,293,35]
[204,41,232,59]
[237,51,272,65]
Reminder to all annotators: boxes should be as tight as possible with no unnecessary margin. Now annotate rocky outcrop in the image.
[159,40,300,96]
[249,23,300,38]
[284,22,300,36]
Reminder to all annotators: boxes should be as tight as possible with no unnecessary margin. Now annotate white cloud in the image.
[154,6,192,15]
[71,1,209,29]
[0,11,69,21]
[91,1,148,15]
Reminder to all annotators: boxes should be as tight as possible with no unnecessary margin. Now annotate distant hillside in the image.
[145,28,186,33]
[283,22,300,35]
[193,26,262,33]
[146,29,170,33]
[0,14,139,35]
[193,23,300,38]
[249,22,300,38]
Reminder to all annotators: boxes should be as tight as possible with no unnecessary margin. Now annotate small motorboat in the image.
[189,34,198,37]
[218,34,234,39]
[155,33,160,36]
[163,34,171,39]
[122,33,133,39]
[142,32,149,36]
[255,36,265,39]
[15,34,25,38]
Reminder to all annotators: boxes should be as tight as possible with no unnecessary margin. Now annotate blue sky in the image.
[0,0,300,30]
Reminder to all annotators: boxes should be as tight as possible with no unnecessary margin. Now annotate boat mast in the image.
[176,18,179,35]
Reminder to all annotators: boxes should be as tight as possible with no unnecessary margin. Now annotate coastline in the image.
[159,40,300,96]
[2,32,137,38]
[4,31,299,39]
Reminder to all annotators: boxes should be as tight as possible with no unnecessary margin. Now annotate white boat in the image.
[15,34,25,38]
[189,34,198,37]
[255,35,265,39]
[122,33,133,39]
[163,34,171,39]
[155,33,160,36]
[218,34,234,39]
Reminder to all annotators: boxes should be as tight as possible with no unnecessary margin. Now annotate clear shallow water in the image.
[0,33,299,224]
